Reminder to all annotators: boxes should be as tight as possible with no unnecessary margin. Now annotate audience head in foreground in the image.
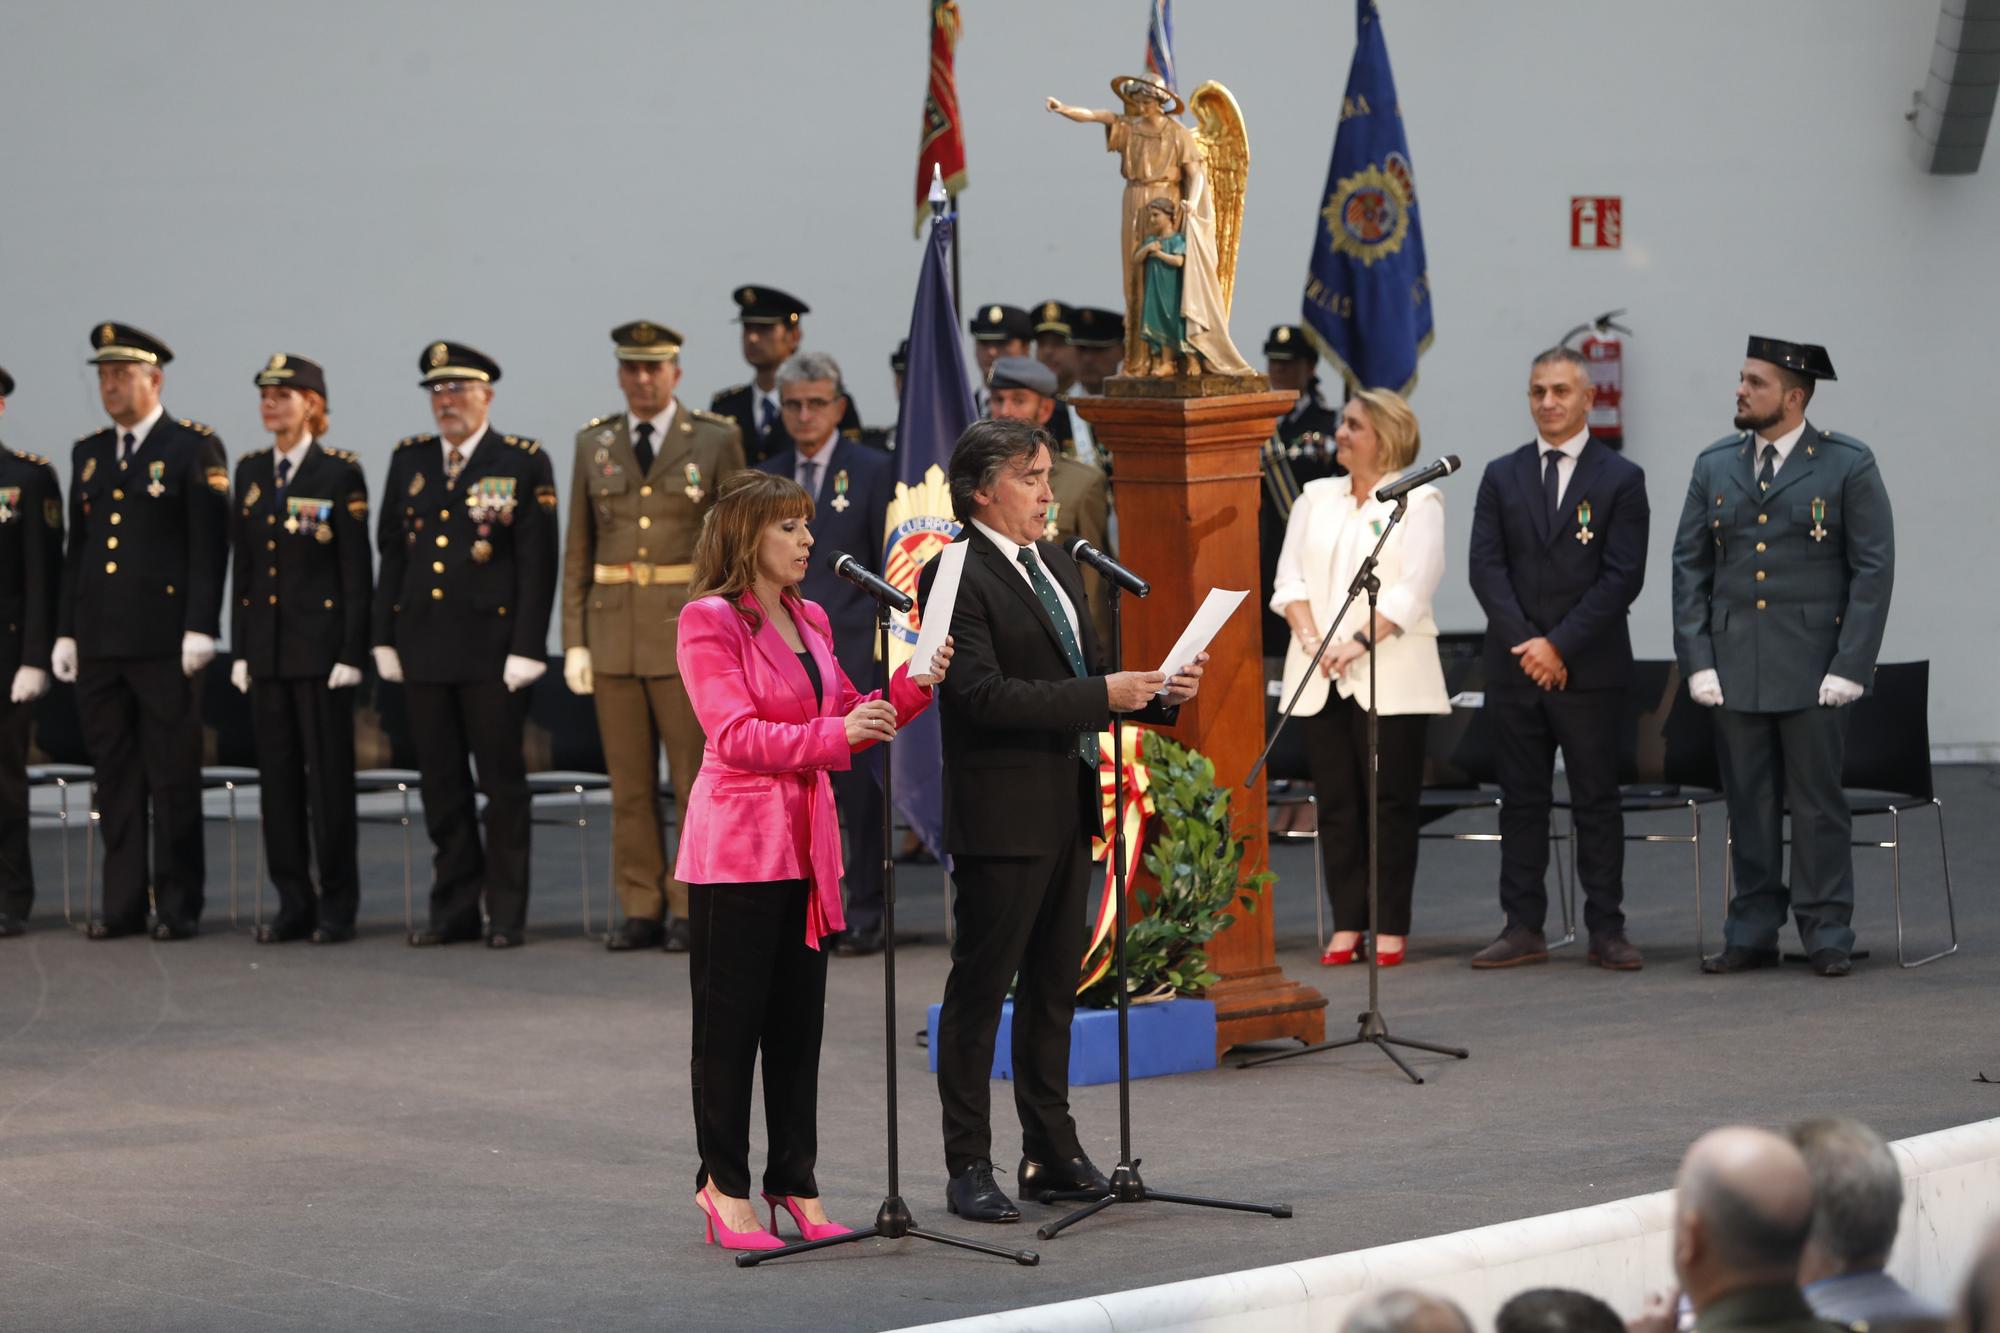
[1496,1287,1624,1333]
[1340,1288,1474,1333]
[1788,1117,1941,1324]
[1673,1126,1816,1312]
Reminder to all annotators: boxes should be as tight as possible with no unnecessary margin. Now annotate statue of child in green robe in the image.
[1135,197,1188,375]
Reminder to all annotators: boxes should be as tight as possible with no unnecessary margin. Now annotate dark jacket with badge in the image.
[372,429,558,684]
[0,447,65,674]
[712,383,864,467]
[756,436,893,680]
[58,416,230,658]
[231,442,372,679]
[1671,423,1894,713]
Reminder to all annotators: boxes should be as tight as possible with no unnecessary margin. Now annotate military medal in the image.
[316,524,334,544]
[82,457,97,484]
[409,472,425,497]
[0,488,18,524]
[471,539,493,563]
[830,469,850,513]
[1810,497,1827,542]
[1575,500,1594,545]
[243,482,262,510]
[284,515,300,534]
[146,461,166,498]
[684,462,704,503]
[1042,501,1061,543]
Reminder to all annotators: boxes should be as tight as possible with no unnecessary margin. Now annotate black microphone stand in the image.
[741,596,1037,1268]
[1035,572,1292,1238]
[1239,493,1469,1084]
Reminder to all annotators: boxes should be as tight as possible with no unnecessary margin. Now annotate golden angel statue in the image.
[1047,73,1254,379]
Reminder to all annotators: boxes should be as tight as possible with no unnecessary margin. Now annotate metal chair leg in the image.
[226,781,240,930]
[1550,819,1576,949]
[1896,799,1959,968]
[85,785,99,927]
[399,782,414,934]
[1692,803,1706,960]
[574,784,594,938]
[57,779,74,928]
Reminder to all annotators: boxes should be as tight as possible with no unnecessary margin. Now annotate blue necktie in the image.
[276,456,292,491]
[1018,548,1098,765]
[1543,451,1561,523]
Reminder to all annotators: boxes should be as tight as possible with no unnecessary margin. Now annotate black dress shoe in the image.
[1808,948,1852,978]
[606,918,665,952]
[1588,932,1645,971]
[1018,1153,1110,1200]
[309,923,357,945]
[485,931,525,949]
[1701,945,1782,974]
[408,926,481,948]
[0,913,25,938]
[834,924,885,957]
[661,915,692,954]
[255,921,312,944]
[945,1159,1021,1223]
[86,918,145,940]
[152,918,198,941]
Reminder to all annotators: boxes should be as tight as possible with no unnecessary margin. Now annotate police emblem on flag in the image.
[1321,151,1415,267]
[880,464,960,664]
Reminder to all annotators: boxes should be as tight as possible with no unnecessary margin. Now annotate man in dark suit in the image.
[756,350,896,956]
[229,354,372,944]
[51,322,230,941]
[372,342,558,949]
[709,286,863,464]
[921,417,1203,1223]
[1468,347,1648,970]
[0,365,63,939]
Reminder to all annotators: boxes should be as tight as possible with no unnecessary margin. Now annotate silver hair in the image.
[776,350,844,393]
[1340,1290,1473,1333]
[1789,1117,1905,1268]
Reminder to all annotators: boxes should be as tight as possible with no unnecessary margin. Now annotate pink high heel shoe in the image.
[763,1191,856,1242]
[696,1189,783,1251]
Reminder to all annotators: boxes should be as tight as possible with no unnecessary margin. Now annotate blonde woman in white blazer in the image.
[1271,388,1450,969]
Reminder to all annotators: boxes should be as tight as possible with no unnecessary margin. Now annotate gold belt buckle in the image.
[633,562,653,588]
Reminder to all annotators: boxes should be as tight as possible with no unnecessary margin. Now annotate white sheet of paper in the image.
[910,540,967,672]
[1154,588,1248,687]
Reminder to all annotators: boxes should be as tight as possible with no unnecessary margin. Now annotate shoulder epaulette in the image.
[322,445,360,463]
[75,427,109,447]
[243,446,273,460]
[1816,429,1870,454]
[7,447,51,466]
[177,418,215,436]
[396,434,436,450]
[1699,433,1747,456]
[690,408,735,426]
[502,434,541,454]
[712,384,747,402]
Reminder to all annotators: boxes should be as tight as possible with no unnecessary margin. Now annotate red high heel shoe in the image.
[1319,938,1368,966]
[696,1189,783,1251]
[1374,941,1407,967]
[763,1192,856,1242]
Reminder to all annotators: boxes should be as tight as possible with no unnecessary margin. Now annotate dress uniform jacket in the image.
[1672,424,1894,713]
[231,443,371,677]
[373,430,558,683]
[58,417,229,656]
[711,383,864,468]
[1046,454,1114,651]
[0,447,63,924]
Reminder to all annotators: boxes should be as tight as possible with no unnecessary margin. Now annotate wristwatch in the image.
[1353,630,1375,651]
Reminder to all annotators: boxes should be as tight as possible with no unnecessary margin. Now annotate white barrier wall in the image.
[897,1117,2000,1333]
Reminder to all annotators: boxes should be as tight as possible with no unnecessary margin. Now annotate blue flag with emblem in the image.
[881,188,977,863]
[1302,0,1433,396]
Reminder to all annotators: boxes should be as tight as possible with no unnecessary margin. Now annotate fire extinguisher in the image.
[1559,309,1633,451]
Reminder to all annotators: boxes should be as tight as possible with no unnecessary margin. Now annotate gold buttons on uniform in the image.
[431,588,443,600]
[166,585,174,596]
[1755,571,1766,582]
[107,537,118,550]
[432,561,445,573]
[109,513,122,526]
[1755,542,1766,553]
[323,599,334,610]
[638,516,651,529]
[267,565,277,577]
[1757,513,1769,525]
[1756,599,1767,610]
[639,485,653,497]
[435,535,448,548]
[439,509,449,520]
[636,547,647,558]
[113,489,125,501]
[496,606,507,617]
[268,595,278,605]
[268,515,277,526]
[267,539,277,551]
[104,561,117,574]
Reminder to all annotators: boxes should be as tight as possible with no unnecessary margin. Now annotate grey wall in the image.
[3,0,1994,743]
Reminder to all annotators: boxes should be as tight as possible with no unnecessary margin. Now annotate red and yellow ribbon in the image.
[1078,725,1156,995]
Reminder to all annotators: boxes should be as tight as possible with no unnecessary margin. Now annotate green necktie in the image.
[1017,547,1099,766]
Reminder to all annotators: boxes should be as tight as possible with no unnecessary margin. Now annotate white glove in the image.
[372,645,404,683]
[503,654,547,693]
[563,646,593,695]
[181,631,217,677]
[230,659,251,695]
[327,663,363,690]
[51,637,78,684]
[9,666,49,704]
[1688,668,1724,708]
[1818,673,1864,707]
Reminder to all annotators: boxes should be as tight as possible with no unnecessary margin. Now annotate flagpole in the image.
[948,195,962,320]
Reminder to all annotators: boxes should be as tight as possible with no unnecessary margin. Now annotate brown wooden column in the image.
[1072,388,1326,1058]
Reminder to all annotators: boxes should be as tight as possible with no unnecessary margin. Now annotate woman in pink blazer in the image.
[675,471,951,1253]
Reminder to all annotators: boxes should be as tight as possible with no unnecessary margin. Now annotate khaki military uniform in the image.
[562,402,744,922]
[1044,454,1113,650]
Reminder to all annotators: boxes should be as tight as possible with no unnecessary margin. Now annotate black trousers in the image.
[1302,692,1427,936]
[403,680,530,937]
[251,676,360,930]
[0,693,33,919]
[936,768,1093,1175]
[1490,687,1626,938]
[832,753,886,935]
[688,878,828,1198]
[77,656,205,928]
[1713,705,1855,955]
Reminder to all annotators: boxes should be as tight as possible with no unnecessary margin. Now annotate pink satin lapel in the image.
[741,594,820,721]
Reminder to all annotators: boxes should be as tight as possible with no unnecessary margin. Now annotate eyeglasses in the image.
[780,396,837,414]
[428,382,481,398]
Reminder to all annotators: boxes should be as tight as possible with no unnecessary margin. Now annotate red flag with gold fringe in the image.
[913,0,968,234]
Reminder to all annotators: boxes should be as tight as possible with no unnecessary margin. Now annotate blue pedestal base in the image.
[925,998,1217,1086]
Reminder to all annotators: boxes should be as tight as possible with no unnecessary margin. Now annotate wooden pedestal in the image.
[1071,391,1327,1058]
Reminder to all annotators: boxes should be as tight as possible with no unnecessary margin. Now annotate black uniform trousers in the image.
[1302,692,1427,936]
[0,695,34,920]
[1490,686,1627,938]
[832,753,886,935]
[687,878,827,1199]
[936,766,1093,1175]
[77,657,206,929]
[252,677,359,931]
[403,680,530,937]
[1712,705,1855,956]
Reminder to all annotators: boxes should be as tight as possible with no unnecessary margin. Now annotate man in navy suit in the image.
[1467,347,1649,970]
[757,350,895,955]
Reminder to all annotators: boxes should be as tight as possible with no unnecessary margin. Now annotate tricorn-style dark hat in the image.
[88,321,173,367]
[732,285,808,325]
[418,340,501,386]
[254,353,328,400]
[1746,335,1836,381]
[611,320,684,362]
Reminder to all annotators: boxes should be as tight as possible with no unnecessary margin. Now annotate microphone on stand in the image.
[827,551,913,614]
[1064,539,1150,598]
[1373,455,1462,503]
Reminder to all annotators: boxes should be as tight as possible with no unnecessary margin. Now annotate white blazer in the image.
[1270,473,1451,717]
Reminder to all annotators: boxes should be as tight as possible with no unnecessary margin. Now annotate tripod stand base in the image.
[1236,1010,1470,1084]
[1033,1161,1292,1240]
[736,1194,1040,1267]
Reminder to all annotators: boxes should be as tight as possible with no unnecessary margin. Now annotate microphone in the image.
[1373,455,1462,503]
[1065,538,1150,598]
[827,551,913,614]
